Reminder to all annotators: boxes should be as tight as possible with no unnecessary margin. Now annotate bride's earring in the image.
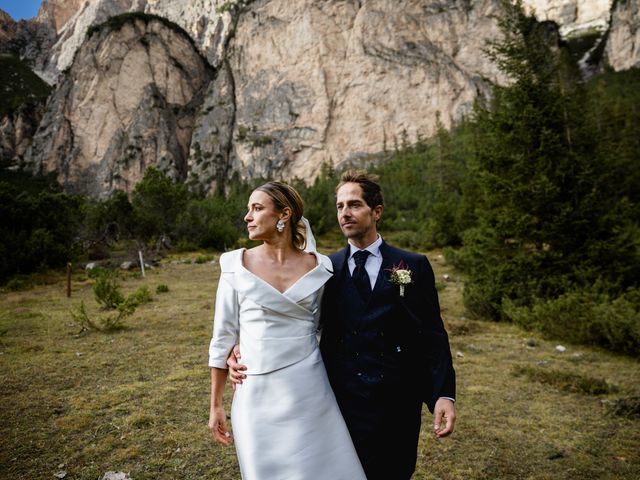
[276,219,285,233]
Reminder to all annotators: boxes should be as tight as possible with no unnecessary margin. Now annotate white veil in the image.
[301,216,317,253]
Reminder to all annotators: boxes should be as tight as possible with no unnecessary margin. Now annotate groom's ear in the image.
[372,204,383,222]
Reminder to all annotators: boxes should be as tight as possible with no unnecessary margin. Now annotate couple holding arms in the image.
[208,170,456,479]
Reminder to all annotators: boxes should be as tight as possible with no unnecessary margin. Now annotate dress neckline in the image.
[239,248,320,295]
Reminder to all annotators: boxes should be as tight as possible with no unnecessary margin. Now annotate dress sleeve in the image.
[208,275,240,369]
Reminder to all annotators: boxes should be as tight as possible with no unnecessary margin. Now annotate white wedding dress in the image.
[208,248,366,480]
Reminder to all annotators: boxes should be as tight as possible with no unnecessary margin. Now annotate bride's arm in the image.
[208,262,240,444]
[208,275,240,369]
[209,367,232,444]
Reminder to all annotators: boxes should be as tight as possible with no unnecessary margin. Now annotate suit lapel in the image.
[373,241,396,294]
[378,242,421,328]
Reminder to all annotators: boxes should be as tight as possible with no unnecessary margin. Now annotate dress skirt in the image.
[231,348,366,480]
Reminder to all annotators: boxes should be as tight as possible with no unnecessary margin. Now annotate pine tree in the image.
[458,0,638,319]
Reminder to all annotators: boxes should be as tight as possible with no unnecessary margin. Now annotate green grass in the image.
[0,53,52,117]
[1,248,639,479]
[512,365,618,395]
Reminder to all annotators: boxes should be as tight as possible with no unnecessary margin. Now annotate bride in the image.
[207,181,366,480]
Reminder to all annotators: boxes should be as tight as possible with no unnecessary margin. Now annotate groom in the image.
[319,170,456,479]
[230,170,456,479]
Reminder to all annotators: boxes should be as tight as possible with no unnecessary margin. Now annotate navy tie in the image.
[352,250,372,302]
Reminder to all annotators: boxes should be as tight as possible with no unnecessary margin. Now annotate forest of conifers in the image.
[1,2,638,355]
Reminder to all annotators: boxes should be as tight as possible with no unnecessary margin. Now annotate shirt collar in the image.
[348,235,382,259]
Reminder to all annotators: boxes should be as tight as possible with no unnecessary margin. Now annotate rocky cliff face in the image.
[0,104,45,164]
[222,0,505,181]
[0,49,52,166]
[0,9,17,46]
[0,9,56,75]
[5,0,639,196]
[36,0,620,82]
[605,0,640,70]
[39,0,141,84]
[38,0,87,33]
[39,0,236,84]
[522,0,612,36]
[26,15,213,197]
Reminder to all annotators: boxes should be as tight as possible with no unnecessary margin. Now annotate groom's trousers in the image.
[333,377,423,480]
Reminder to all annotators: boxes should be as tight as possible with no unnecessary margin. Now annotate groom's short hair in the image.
[337,170,384,209]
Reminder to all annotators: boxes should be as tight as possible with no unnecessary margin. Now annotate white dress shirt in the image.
[347,235,383,288]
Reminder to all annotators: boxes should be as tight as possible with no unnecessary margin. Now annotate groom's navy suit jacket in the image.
[320,241,455,479]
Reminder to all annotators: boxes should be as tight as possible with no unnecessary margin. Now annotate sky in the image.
[0,0,41,20]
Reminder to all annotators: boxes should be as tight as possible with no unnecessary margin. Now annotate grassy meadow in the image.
[1,242,639,479]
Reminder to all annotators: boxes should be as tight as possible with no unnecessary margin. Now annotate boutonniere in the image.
[387,261,412,297]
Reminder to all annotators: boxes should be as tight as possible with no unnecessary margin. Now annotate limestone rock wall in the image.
[224,0,504,181]
[39,0,237,83]
[38,0,87,32]
[26,16,213,197]
[522,0,613,36]
[606,0,640,70]
[0,104,45,163]
[187,61,236,194]
[0,9,17,46]
[41,0,142,84]
[5,0,640,196]
[0,9,56,75]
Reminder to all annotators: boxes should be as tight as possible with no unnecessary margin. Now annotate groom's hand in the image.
[433,398,456,438]
[227,344,247,389]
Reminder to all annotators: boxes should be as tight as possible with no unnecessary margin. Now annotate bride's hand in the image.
[227,344,247,388]
[208,407,233,445]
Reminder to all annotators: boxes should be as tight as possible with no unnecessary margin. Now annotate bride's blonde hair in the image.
[255,181,306,250]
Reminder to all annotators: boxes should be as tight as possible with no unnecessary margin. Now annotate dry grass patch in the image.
[1,248,639,479]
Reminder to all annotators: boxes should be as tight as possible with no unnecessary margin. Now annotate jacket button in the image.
[380,352,384,357]
[353,330,358,335]
[357,372,362,376]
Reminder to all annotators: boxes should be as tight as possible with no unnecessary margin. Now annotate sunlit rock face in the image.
[37,0,86,32]
[25,16,213,198]
[8,0,640,194]
[521,0,613,36]
[222,0,505,181]
[39,0,235,83]
[606,0,640,71]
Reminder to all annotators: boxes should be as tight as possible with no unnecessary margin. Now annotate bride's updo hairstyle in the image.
[255,181,307,250]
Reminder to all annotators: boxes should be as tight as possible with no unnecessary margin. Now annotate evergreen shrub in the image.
[93,271,125,309]
[125,286,153,308]
[504,289,640,357]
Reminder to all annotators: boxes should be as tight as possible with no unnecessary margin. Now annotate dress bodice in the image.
[208,249,333,374]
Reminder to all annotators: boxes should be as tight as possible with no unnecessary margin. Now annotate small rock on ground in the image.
[101,473,132,480]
